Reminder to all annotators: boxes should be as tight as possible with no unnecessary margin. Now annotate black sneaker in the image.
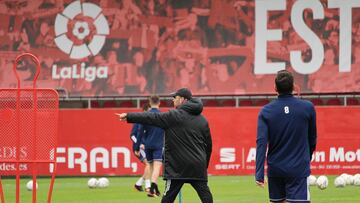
[147,183,160,197]
[134,184,143,192]
[147,191,160,197]
[155,184,161,197]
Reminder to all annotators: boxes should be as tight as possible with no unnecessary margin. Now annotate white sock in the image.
[135,177,144,186]
[145,179,151,189]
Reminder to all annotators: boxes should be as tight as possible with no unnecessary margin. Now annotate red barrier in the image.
[0,53,58,203]
[51,107,360,176]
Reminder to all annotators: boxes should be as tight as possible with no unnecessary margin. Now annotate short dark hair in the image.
[275,70,294,94]
[149,95,160,105]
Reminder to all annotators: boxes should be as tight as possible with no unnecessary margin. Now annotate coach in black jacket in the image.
[117,88,213,203]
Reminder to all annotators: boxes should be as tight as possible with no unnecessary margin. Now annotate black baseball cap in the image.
[170,88,192,100]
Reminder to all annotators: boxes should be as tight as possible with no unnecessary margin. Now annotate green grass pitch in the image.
[1,176,359,202]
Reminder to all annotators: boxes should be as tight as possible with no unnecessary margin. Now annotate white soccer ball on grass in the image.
[316,175,328,190]
[339,173,349,180]
[308,175,317,186]
[353,174,360,186]
[345,175,355,185]
[26,180,38,191]
[334,176,346,188]
[97,177,110,188]
[87,178,98,189]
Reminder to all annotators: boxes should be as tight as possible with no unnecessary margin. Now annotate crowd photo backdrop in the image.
[1,0,360,96]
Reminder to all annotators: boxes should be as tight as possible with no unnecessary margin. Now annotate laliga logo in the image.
[54,1,109,59]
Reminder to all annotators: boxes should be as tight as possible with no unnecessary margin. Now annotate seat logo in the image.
[54,1,109,59]
[220,148,236,163]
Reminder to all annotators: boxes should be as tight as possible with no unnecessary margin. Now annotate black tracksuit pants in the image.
[161,179,213,203]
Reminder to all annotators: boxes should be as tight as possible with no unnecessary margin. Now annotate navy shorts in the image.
[134,149,146,162]
[268,177,310,202]
[145,148,163,163]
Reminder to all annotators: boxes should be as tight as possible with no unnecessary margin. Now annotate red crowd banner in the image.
[1,0,360,96]
[5,106,354,176]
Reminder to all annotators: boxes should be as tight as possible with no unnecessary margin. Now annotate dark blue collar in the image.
[278,94,293,98]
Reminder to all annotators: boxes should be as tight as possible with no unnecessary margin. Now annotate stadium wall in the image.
[49,107,360,176]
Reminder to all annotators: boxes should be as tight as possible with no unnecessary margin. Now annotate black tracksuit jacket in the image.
[126,98,212,181]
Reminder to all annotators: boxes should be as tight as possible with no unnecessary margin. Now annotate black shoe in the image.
[147,182,160,197]
[147,191,160,197]
[155,184,161,197]
[134,184,143,192]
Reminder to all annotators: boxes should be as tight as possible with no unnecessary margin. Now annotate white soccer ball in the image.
[353,174,360,186]
[339,173,349,180]
[308,175,317,186]
[334,176,346,188]
[97,177,110,188]
[87,178,98,189]
[316,175,328,190]
[345,175,355,185]
[26,180,38,191]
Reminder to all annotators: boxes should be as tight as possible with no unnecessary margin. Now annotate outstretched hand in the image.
[115,113,127,121]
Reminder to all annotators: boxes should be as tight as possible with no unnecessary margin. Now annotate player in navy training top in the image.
[131,103,151,192]
[140,95,164,197]
[255,70,317,203]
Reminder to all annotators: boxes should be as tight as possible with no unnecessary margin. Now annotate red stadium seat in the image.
[140,100,148,108]
[90,101,101,108]
[119,100,134,108]
[347,98,359,105]
[326,98,342,106]
[239,100,253,106]
[254,99,270,106]
[103,101,117,108]
[20,100,33,109]
[0,101,16,109]
[221,99,236,107]
[160,100,173,107]
[310,98,324,106]
[203,99,219,107]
